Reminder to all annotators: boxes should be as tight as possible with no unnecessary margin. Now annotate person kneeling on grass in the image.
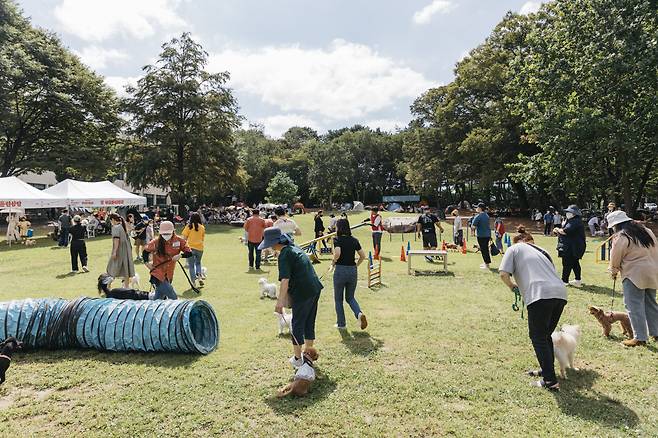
[260,227,323,369]
[144,221,193,300]
[498,230,568,391]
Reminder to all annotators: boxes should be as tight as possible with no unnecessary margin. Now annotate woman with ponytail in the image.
[106,213,135,288]
[144,221,192,300]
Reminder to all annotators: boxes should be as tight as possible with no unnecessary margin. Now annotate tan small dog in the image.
[277,348,319,398]
[588,306,633,339]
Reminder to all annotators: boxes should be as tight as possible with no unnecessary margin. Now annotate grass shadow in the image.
[15,348,202,369]
[553,369,639,428]
[339,330,383,356]
[265,370,337,413]
[55,272,78,279]
[581,284,616,297]
[412,270,455,277]
[245,269,270,275]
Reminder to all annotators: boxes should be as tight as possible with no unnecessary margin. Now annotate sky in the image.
[16,0,545,138]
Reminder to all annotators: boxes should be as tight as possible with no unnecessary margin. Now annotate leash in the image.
[177,260,201,294]
[512,286,524,319]
[611,277,616,310]
[277,312,301,346]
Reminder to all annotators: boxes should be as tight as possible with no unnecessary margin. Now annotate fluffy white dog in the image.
[274,309,292,336]
[552,324,581,379]
[130,273,141,289]
[258,277,277,299]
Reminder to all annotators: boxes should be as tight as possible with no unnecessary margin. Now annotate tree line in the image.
[1,0,656,213]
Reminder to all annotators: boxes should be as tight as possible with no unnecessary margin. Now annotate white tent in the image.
[352,201,365,211]
[0,176,66,209]
[43,179,147,207]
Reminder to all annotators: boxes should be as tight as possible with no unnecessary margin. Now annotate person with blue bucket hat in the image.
[553,205,586,287]
[260,227,323,369]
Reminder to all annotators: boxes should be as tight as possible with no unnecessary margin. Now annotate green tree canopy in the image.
[0,0,120,179]
[121,33,243,203]
[266,171,298,205]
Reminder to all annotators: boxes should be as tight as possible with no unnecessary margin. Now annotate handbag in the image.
[489,239,500,256]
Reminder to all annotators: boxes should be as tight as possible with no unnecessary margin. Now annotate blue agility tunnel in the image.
[0,298,219,354]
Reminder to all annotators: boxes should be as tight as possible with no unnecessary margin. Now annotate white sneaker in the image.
[334,324,346,330]
[289,355,304,369]
[479,264,489,270]
[569,280,582,287]
[70,270,78,274]
[82,266,89,273]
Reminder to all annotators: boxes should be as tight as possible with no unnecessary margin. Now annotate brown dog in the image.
[588,306,634,339]
[277,348,319,398]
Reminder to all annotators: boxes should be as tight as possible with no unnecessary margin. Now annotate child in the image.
[18,216,31,244]
[494,216,506,254]
[259,227,323,368]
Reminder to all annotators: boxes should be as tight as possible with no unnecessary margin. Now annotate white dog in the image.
[274,309,292,336]
[258,277,277,299]
[552,324,581,379]
[130,273,141,289]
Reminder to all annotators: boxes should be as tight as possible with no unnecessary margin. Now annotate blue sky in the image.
[17,0,544,137]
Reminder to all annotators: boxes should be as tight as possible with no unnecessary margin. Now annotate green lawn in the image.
[0,212,655,437]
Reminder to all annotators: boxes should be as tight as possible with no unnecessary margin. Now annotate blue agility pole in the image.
[0,298,219,354]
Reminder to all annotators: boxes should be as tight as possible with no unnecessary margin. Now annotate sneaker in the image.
[82,266,89,273]
[479,264,489,270]
[569,280,582,288]
[289,355,304,369]
[563,282,569,286]
[622,339,646,347]
[334,324,346,330]
[358,313,368,330]
[70,270,78,274]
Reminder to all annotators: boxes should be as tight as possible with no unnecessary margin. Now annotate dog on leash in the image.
[588,306,633,339]
[277,347,319,398]
[24,239,36,246]
[551,324,581,379]
[97,273,153,300]
[259,278,277,299]
[274,309,292,336]
[0,337,23,384]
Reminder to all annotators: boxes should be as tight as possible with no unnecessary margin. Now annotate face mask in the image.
[566,212,574,219]
[161,234,173,241]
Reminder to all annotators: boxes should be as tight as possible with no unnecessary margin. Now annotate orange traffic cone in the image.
[462,238,467,254]
[400,245,406,262]
[441,240,446,251]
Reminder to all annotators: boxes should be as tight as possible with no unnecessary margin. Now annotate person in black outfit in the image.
[314,210,328,249]
[416,206,444,249]
[332,219,368,329]
[69,215,88,273]
[554,205,586,287]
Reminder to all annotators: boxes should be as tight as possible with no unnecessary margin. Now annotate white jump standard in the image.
[407,249,448,275]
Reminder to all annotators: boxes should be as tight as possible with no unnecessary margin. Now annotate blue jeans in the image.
[622,279,658,341]
[59,228,69,247]
[153,279,177,300]
[333,265,361,327]
[187,249,203,282]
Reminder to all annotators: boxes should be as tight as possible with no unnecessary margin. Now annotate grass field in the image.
[0,212,656,437]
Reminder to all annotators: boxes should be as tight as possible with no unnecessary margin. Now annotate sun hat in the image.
[258,227,292,250]
[159,221,175,235]
[73,215,81,222]
[563,205,582,216]
[606,210,633,229]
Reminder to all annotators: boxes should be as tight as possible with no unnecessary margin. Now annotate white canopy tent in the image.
[0,176,66,209]
[43,179,147,207]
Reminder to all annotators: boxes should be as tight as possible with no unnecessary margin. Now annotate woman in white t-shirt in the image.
[273,206,301,240]
[451,209,463,246]
[499,228,568,391]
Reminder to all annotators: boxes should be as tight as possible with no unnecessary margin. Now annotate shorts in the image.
[422,233,438,248]
[134,238,145,247]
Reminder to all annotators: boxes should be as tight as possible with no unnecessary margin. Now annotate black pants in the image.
[291,293,320,345]
[315,231,328,249]
[544,223,553,235]
[527,298,567,384]
[372,233,382,255]
[248,241,262,269]
[70,240,87,271]
[477,237,491,264]
[453,230,463,246]
[561,255,581,283]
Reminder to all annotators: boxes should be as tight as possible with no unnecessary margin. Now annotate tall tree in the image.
[121,33,243,202]
[511,0,658,213]
[307,139,355,207]
[0,0,120,179]
[234,127,282,203]
[266,171,298,205]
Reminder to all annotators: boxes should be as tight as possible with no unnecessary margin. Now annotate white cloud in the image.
[365,119,405,133]
[519,1,542,15]
[255,114,321,139]
[75,46,128,70]
[54,0,186,42]
[104,76,140,97]
[413,1,457,25]
[209,39,435,120]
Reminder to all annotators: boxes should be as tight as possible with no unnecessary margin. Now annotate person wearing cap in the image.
[106,213,135,288]
[144,221,193,300]
[69,215,89,273]
[471,203,492,269]
[261,227,323,368]
[553,205,586,287]
[451,209,463,246]
[607,211,658,347]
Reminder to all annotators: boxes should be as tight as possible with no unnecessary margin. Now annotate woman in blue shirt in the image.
[471,203,492,269]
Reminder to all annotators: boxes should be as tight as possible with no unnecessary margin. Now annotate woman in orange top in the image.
[144,221,192,300]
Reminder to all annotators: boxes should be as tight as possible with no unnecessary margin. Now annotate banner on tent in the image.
[0,201,22,208]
